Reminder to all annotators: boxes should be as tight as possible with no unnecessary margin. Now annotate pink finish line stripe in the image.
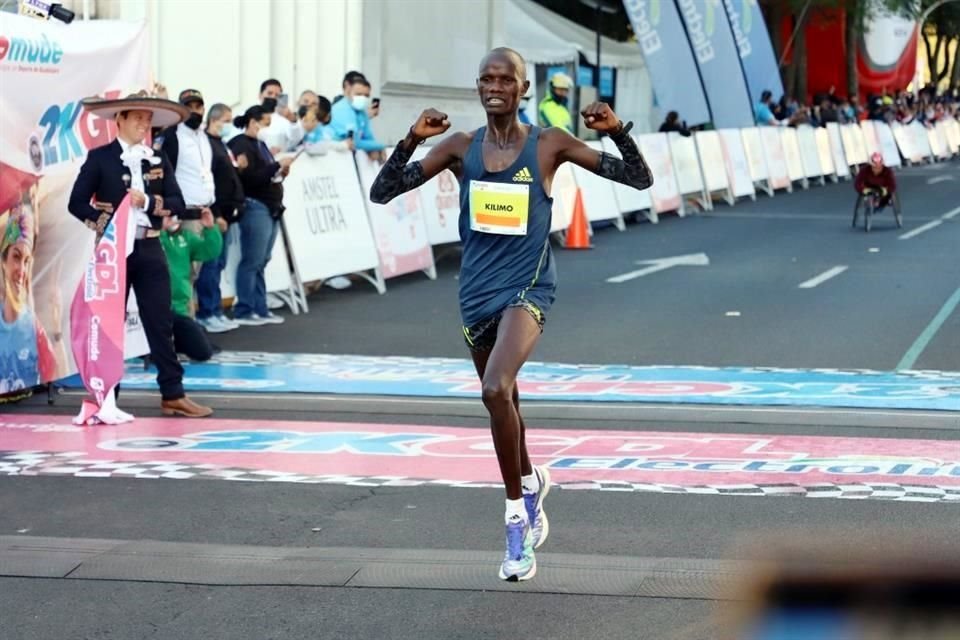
[2,416,958,489]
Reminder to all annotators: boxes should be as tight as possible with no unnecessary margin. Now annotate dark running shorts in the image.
[462,300,546,353]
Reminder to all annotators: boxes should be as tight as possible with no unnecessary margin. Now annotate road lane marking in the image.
[897,285,960,371]
[798,265,848,289]
[943,206,960,220]
[899,219,942,240]
[927,175,955,184]
[606,253,709,283]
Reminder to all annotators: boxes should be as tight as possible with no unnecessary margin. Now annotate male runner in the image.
[370,48,652,581]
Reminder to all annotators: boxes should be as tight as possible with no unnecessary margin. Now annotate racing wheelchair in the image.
[852,189,902,233]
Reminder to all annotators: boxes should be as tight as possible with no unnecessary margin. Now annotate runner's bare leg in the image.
[471,348,534,483]
[474,307,541,499]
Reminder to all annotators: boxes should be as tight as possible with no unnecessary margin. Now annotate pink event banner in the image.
[2,415,958,489]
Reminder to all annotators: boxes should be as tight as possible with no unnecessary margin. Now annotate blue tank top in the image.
[0,309,40,393]
[457,126,556,326]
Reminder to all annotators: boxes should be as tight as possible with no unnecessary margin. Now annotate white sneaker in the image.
[216,315,240,331]
[325,276,353,290]
[233,314,269,326]
[258,312,285,325]
[266,293,284,309]
[198,316,230,334]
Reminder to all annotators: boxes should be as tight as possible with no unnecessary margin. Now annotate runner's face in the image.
[477,57,528,116]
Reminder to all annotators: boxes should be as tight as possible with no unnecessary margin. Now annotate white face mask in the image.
[351,95,369,112]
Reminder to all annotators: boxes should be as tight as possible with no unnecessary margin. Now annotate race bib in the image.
[469,180,529,235]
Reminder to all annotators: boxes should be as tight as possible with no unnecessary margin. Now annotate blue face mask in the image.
[351,95,369,112]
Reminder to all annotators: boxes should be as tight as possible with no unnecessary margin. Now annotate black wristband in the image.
[610,120,634,139]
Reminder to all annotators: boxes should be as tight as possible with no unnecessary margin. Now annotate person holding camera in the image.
[227,106,293,326]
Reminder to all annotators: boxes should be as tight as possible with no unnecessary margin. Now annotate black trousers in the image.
[126,238,184,400]
[173,314,215,362]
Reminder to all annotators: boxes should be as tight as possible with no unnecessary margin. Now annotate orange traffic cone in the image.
[564,189,592,250]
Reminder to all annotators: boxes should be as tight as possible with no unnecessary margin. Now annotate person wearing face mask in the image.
[330,76,385,160]
[227,106,294,326]
[157,89,216,231]
[259,79,303,153]
[538,72,574,133]
[194,103,245,334]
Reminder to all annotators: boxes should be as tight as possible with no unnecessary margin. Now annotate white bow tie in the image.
[120,144,158,168]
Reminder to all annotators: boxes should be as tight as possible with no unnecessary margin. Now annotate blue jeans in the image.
[234,198,279,318]
[195,235,228,320]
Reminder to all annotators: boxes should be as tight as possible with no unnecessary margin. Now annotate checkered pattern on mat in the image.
[2,451,958,503]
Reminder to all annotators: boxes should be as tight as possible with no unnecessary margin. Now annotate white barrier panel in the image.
[780,127,806,186]
[825,123,850,179]
[908,121,933,161]
[891,122,920,164]
[600,136,654,220]
[942,118,960,154]
[550,162,577,233]
[281,152,381,284]
[694,130,733,205]
[759,126,790,191]
[840,124,867,166]
[410,146,461,245]
[718,128,756,200]
[572,141,626,229]
[929,124,951,160]
[814,127,836,181]
[669,133,709,210]
[637,133,684,215]
[795,125,823,182]
[220,222,293,300]
[741,128,772,196]
[354,152,436,280]
[859,121,881,157]
[873,122,901,168]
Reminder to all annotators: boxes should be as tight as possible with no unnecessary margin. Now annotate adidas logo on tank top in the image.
[512,167,533,183]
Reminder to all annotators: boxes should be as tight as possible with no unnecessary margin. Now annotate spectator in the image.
[518,91,533,125]
[227,106,294,326]
[196,103,244,334]
[159,209,222,361]
[754,89,779,126]
[817,98,839,126]
[658,111,691,136]
[300,99,354,155]
[157,89,216,233]
[538,72,574,132]
[298,90,319,111]
[330,76,385,158]
[259,78,302,152]
[333,70,366,105]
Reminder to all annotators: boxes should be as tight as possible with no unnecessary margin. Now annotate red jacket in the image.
[854,165,896,194]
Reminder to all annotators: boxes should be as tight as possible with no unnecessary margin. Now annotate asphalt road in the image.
[210,160,960,372]
[3,160,959,640]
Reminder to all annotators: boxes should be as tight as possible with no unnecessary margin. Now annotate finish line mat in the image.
[2,416,959,503]
[58,352,960,411]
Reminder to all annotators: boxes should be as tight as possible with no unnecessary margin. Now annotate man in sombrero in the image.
[68,91,213,418]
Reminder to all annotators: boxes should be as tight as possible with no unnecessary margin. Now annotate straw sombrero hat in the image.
[80,91,190,129]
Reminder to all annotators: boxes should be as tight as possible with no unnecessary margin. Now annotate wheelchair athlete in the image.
[854,152,897,212]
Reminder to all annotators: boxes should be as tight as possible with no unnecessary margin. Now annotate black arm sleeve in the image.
[594,122,653,191]
[369,142,427,204]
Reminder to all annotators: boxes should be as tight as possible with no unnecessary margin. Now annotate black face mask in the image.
[550,89,568,106]
[262,97,278,113]
[185,112,203,130]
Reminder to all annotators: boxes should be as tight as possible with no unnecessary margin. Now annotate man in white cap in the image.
[68,92,213,418]
[538,72,574,133]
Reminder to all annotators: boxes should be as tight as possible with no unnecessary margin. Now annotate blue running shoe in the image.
[498,518,536,581]
[523,465,551,549]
